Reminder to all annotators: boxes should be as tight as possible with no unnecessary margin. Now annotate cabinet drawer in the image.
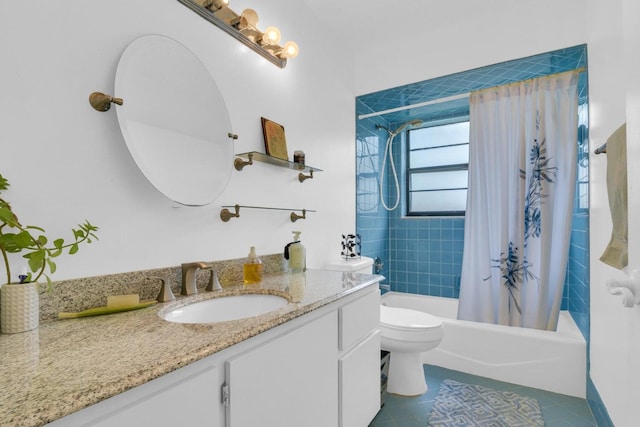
[339,330,381,427]
[339,288,380,351]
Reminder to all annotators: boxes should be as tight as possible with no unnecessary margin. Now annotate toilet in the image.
[379,305,443,395]
[325,256,444,396]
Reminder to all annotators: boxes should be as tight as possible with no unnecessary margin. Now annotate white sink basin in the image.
[160,294,289,324]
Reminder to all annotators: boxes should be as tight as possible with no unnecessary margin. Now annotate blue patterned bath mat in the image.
[427,379,544,426]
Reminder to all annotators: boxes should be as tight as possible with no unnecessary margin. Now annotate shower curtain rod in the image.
[358,67,586,121]
[358,93,467,120]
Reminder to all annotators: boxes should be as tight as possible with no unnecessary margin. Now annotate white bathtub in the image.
[381,291,586,398]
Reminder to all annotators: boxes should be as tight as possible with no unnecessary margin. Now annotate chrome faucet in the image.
[181,262,211,296]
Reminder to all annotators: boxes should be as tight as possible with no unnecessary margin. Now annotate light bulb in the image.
[279,41,299,59]
[205,0,228,11]
[240,9,259,28]
[262,26,281,45]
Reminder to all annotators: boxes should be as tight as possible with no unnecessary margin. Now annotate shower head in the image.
[375,119,423,136]
[393,119,423,134]
[375,124,391,133]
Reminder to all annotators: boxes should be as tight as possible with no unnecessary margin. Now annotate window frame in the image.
[405,117,470,217]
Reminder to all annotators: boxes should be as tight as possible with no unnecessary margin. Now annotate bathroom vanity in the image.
[0,270,382,427]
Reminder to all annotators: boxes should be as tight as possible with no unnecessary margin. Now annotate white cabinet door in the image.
[225,312,338,427]
[48,358,219,427]
[339,331,380,427]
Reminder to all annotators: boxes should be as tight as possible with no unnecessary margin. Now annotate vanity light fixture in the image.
[177,0,299,68]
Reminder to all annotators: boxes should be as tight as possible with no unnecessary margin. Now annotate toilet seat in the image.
[380,305,442,330]
[380,305,443,344]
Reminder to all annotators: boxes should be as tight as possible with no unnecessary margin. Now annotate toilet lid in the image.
[380,305,442,330]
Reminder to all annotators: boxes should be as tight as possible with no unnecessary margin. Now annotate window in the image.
[407,119,469,216]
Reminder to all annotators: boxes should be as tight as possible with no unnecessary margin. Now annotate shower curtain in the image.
[457,70,579,331]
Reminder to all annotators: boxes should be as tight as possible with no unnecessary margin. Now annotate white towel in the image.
[600,123,628,269]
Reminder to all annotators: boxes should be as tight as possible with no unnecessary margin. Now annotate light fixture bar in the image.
[177,0,288,68]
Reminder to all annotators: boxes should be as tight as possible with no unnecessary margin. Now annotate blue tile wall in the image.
[356,101,390,280]
[566,101,591,340]
[389,217,465,297]
[566,213,590,336]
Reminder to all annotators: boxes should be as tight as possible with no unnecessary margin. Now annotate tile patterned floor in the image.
[369,365,596,427]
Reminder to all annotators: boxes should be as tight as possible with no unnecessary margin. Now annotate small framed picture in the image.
[261,117,289,161]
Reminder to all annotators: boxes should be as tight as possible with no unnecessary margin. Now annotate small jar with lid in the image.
[293,150,305,165]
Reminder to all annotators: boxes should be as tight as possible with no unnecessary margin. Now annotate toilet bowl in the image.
[380,304,443,396]
[325,256,444,396]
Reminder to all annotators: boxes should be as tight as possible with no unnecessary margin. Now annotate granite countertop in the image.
[0,270,381,427]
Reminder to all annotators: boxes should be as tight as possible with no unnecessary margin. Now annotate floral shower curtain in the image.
[457,70,579,331]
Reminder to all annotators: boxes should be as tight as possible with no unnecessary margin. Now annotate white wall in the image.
[588,0,640,425]
[0,0,355,281]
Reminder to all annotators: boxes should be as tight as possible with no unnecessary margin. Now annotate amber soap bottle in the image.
[243,246,264,284]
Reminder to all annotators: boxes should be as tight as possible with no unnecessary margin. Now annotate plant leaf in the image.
[47,258,57,274]
[69,244,79,255]
[50,248,62,257]
[0,174,9,191]
[0,233,20,252]
[25,249,45,273]
[36,235,47,246]
[25,225,45,233]
[15,230,35,247]
[0,206,19,227]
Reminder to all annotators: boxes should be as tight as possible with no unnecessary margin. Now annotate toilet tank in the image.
[325,256,374,274]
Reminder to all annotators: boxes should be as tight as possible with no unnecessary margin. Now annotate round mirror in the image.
[115,34,234,206]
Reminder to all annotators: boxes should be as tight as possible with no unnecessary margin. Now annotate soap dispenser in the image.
[284,231,306,273]
[243,246,263,284]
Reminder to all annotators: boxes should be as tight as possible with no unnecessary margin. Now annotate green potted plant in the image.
[0,173,99,333]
